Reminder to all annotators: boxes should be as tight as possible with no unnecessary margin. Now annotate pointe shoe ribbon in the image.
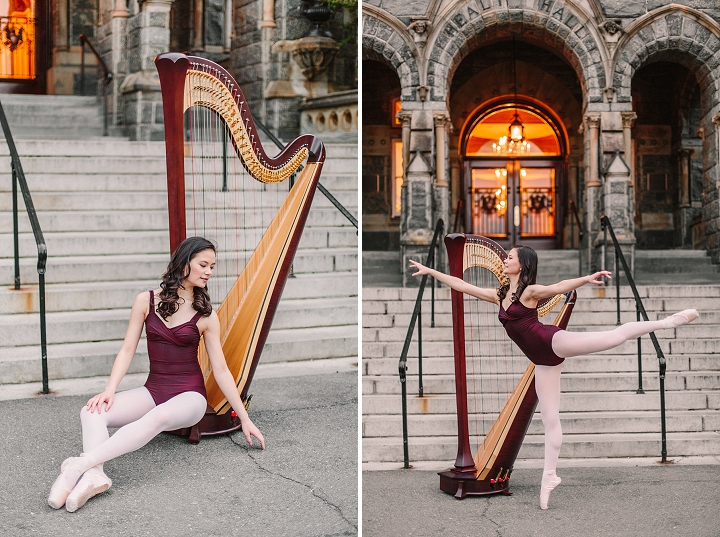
[66,469,112,513]
[539,474,561,510]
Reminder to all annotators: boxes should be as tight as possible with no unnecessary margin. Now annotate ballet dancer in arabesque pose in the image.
[409,245,698,510]
[48,236,265,512]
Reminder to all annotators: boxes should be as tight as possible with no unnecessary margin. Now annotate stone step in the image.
[363,353,719,376]
[1,225,357,257]
[0,188,358,212]
[362,432,720,462]
[0,272,358,314]
[0,322,357,384]
[362,409,720,437]
[363,371,720,395]
[0,246,357,285]
[379,310,720,328]
[0,206,357,233]
[0,295,358,348]
[361,391,717,415]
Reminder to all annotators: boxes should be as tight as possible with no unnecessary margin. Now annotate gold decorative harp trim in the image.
[184,69,309,183]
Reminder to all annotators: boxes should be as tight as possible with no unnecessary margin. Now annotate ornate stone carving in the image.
[408,17,431,48]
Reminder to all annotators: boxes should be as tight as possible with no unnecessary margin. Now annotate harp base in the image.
[439,469,512,499]
[166,404,242,444]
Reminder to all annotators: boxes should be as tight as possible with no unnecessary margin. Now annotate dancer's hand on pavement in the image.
[587,271,611,285]
[409,260,431,277]
[86,389,116,413]
[241,417,266,450]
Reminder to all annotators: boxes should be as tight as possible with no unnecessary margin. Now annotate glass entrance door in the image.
[467,161,558,247]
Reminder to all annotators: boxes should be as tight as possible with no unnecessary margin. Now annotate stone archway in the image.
[612,7,720,261]
[424,0,608,105]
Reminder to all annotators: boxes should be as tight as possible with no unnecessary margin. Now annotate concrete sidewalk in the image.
[0,358,358,537]
[363,465,720,537]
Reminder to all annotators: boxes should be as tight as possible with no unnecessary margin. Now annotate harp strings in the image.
[184,101,287,309]
[464,264,526,460]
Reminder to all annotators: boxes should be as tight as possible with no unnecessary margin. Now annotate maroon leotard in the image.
[144,290,208,405]
[498,300,565,367]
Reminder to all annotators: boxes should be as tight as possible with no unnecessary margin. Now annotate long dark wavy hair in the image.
[497,245,538,304]
[156,236,215,320]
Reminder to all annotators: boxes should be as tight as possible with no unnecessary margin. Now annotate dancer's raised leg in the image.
[552,309,698,359]
[535,365,563,509]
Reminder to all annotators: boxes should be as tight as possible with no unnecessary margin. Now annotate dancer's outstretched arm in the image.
[524,271,612,301]
[202,312,266,449]
[409,260,498,304]
[86,291,149,413]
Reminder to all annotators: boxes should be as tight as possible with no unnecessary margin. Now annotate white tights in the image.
[537,316,682,473]
[79,387,207,469]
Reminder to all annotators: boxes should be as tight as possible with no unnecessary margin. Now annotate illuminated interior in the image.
[0,0,35,80]
[392,139,403,217]
[465,108,560,157]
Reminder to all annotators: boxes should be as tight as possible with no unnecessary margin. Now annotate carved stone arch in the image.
[612,6,720,103]
[424,0,608,105]
[362,9,421,101]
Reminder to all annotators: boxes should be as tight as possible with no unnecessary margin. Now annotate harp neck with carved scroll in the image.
[155,53,325,437]
[439,233,577,498]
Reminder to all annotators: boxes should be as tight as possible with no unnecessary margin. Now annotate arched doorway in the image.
[460,99,568,250]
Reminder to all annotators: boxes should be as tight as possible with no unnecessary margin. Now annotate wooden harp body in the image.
[439,233,577,498]
[155,53,325,442]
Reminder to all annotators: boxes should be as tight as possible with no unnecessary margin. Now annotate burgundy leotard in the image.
[144,290,207,405]
[498,300,565,367]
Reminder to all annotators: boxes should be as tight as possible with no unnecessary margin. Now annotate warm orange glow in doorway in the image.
[0,0,35,79]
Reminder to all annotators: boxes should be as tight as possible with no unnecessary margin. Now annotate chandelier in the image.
[492,37,531,156]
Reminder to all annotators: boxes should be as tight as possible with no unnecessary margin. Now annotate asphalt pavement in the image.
[0,358,358,537]
[362,464,720,537]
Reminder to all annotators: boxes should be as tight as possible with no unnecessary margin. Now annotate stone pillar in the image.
[260,0,277,27]
[707,113,720,262]
[98,6,130,129]
[400,149,435,287]
[602,152,635,279]
[621,112,636,186]
[119,0,172,140]
[678,147,693,208]
[433,112,450,255]
[397,110,412,186]
[584,114,601,271]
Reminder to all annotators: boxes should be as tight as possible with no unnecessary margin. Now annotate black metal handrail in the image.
[399,218,444,469]
[254,117,358,229]
[79,34,113,137]
[0,100,49,394]
[568,200,584,276]
[600,215,666,461]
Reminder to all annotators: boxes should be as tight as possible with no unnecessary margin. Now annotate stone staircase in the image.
[362,284,720,465]
[0,96,357,385]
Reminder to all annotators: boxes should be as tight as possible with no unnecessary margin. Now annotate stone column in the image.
[397,110,412,187]
[708,113,720,262]
[586,115,601,187]
[621,112,636,186]
[678,147,693,208]
[584,114,601,271]
[260,0,277,27]
[433,112,450,251]
[119,0,173,140]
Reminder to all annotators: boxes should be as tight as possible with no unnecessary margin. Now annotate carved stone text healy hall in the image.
[362,0,720,285]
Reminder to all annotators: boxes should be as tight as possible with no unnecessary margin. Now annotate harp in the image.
[439,233,577,498]
[155,53,325,442]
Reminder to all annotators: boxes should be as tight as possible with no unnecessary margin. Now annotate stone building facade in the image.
[4,0,357,141]
[362,0,720,285]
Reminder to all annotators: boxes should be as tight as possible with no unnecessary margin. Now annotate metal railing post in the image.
[400,360,409,468]
[12,162,19,289]
[636,304,644,394]
[615,246,620,325]
[418,303,423,397]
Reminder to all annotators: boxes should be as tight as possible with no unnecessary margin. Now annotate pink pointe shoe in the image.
[539,472,562,510]
[47,455,96,509]
[662,309,699,328]
[65,467,112,513]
